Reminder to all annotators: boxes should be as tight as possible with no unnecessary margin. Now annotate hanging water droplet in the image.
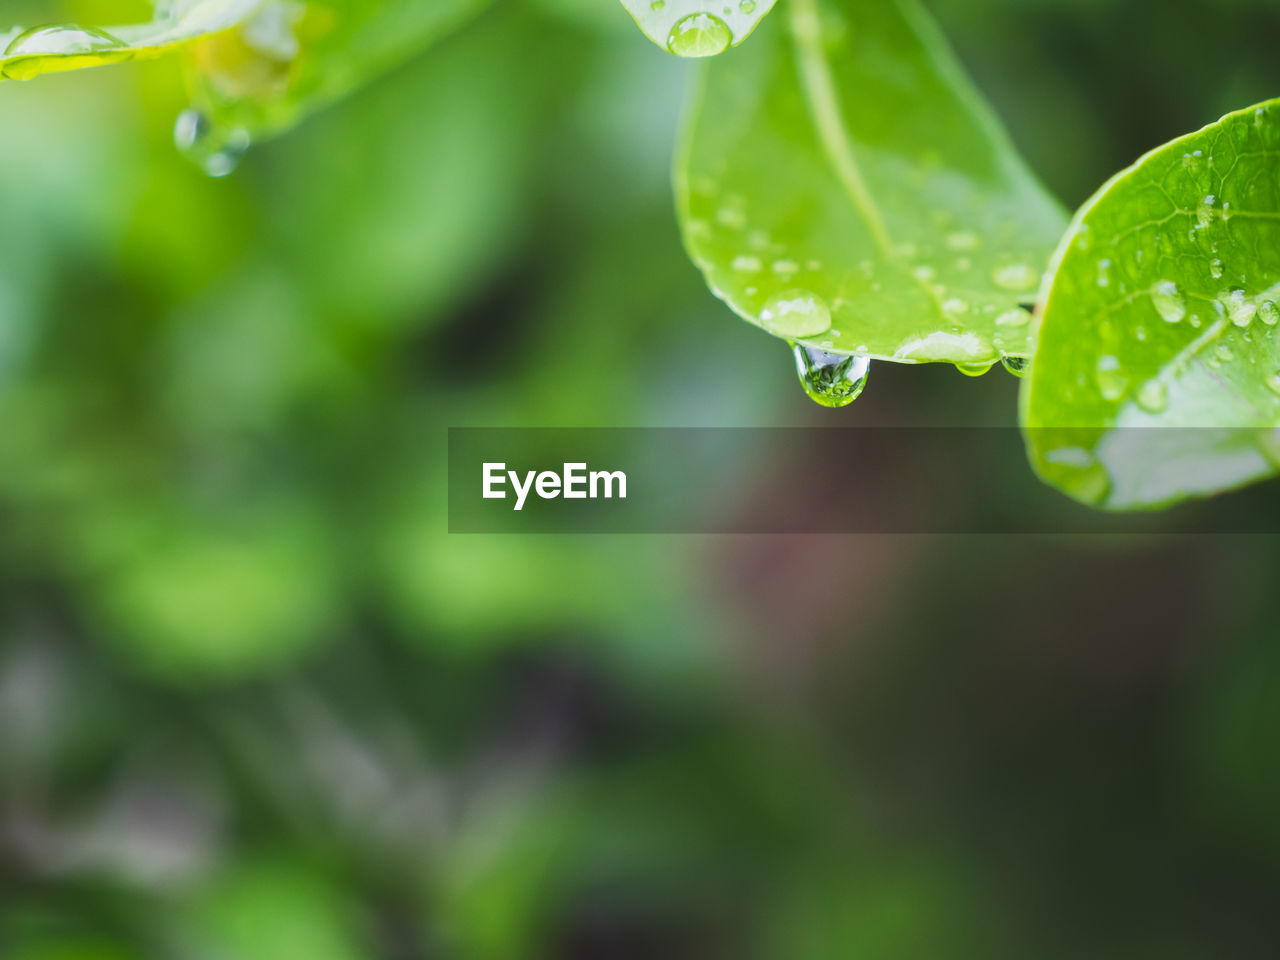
[955,361,994,377]
[1,24,126,80]
[1151,281,1186,323]
[1095,354,1128,402]
[1136,378,1168,413]
[1000,355,1028,377]
[1043,445,1112,505]
[792,343,870,408]
[173,109,250,178]
[666,13,732,57]
[992,263,1038,291]
[760,290,832,338]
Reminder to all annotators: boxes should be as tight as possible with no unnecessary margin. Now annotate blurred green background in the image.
[2,0,1280,957]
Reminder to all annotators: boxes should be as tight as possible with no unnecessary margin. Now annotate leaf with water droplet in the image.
[618,0,776,57]
[178,0,492,159]
[1022,98,1280,509]
[0,0,263,81]
[1,0,493,173]
[677,0,1066,370]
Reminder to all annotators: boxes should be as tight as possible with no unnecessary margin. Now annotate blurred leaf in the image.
[0,0,260,81]
[677,0,1065,367]
[618,0,776,57]
[1022,99,1280,509]
[181,0,493,148]
[86,498,341,678]
[183,860,363,960]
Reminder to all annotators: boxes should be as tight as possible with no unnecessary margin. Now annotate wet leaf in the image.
[676,0,1065,366]
[1022,99,1280,509]
[619,0,777,57]
[179,0,493,151]
[0,0,261,81]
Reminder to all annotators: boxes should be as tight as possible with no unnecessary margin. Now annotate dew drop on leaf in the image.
[992,263,1038,291]
[760,290,832,338]
[792,343,870,408]
[1151,281,1186,323]
[995,308,1031,327]
[1095,354,1128,401]
[1225,289,1256,327]
[739,0,757,11]
[1260,301,1280,326]
[666,13,732,57]
[1136,378,1168,413]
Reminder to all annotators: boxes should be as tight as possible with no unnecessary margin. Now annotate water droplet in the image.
[1136,378,1168,413]
[792,344,869,408]
[1196,195,1217,229]
[174,109,250,178]
[1225,289,1256,327]
[913,265,936,282]
[1096,258,1112,287]
[1216,343,1236,362]
[996,308,1031,327]
[1043,446,1112,505]
[651,0,665,9]
[942,297,969,316]
[956,361,994,377]
[1095,355,1128,401]
[761,290,832,338]
[666,13,732,57]
[1210,258,1224,279]
[739,0,757,11]
[992,263,1038,291]
[731,255,762,273]
[1001,355,1028,377]
[1,24,125,80]
[1261,301,1280,326]
[1151,281,1186,323]
[946,231,980,251]
[772,259,800,276]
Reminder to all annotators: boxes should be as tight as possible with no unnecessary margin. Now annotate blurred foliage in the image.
[1,1,1280,958]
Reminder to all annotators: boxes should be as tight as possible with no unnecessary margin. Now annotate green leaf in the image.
[676,0,1066,367]
[1021,99,1280,509]
[179,0,494,151]
[619,0,777,57]
[0,0,262,81]
[1,1,493,174]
